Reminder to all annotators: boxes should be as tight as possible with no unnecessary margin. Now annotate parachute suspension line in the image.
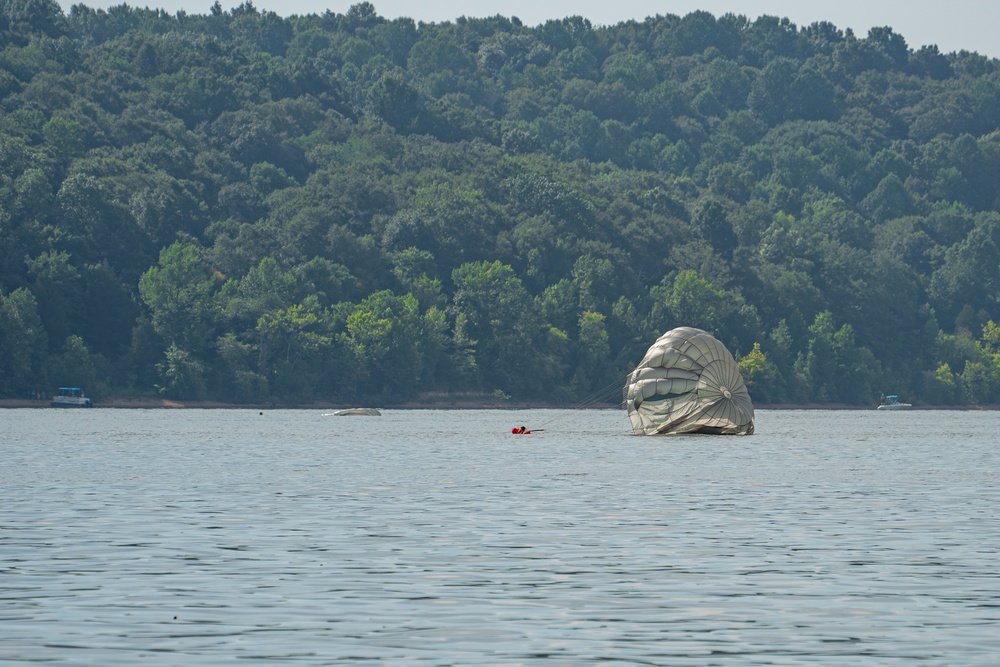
[533,373,632,431]
[564,373,629,411]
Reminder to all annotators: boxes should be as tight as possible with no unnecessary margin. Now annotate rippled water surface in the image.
[2,408,1000,665]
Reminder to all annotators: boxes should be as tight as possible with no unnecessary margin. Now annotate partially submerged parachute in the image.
[625,327,754,435]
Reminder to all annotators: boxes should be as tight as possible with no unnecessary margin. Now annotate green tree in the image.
[748,57,797,125]
[217,256,296,328]
[42,116,85,159]
[691,197,738,256]
[797,311,880,403]
[0,287,47,396]
[922,362,962,405]
[959,361,997,405]
[2,0,68,39]
[24,250,80,350]
[156,343,206,399]
[928,221,1000,329]
[575,309,612,391]
[138,242,218,355]
[46,334,102,397]
[650,270,726,334]
[256,299,333,401]
[367,71,423,133]
[215,332,266,402]
[737,342,778,403]
[451,260,545,395]
[338,290,423,400]
[408,29,476,78]
[571,254,618,313]
[860,173,914,223]
[404,183,500,274]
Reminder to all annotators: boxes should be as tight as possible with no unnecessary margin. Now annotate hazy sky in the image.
[59,0,999,59]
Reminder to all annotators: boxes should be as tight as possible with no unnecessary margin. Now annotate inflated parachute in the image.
[625,327,754,435]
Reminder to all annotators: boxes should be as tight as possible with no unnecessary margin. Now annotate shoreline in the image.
[2,398,997,411]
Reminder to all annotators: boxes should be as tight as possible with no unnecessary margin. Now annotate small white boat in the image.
[325,408,381,416]
[51,387,92,408]
[877,395,911,410]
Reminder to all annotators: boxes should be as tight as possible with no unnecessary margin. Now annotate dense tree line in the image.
[2,0,1000,406]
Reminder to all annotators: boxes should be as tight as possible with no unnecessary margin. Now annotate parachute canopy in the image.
[625,327,754,435]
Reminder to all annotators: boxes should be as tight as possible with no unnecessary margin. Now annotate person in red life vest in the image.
[511,425,531,434]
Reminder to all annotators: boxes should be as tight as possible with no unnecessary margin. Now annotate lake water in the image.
[2,408,999,665]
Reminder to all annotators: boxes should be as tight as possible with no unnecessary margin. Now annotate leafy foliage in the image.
[2,2,1000,405]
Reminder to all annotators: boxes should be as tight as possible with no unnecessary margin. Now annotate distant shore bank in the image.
[2,398,996,410]
[4,397,597,410]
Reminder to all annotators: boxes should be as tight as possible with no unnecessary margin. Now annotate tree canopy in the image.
[3,1,1000,406]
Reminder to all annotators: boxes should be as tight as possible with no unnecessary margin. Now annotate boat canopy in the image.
[625,327,754,435]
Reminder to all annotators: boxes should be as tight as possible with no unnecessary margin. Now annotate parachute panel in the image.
[625,327,754,436]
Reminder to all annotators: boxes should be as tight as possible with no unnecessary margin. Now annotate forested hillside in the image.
[2,0,1000,406]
